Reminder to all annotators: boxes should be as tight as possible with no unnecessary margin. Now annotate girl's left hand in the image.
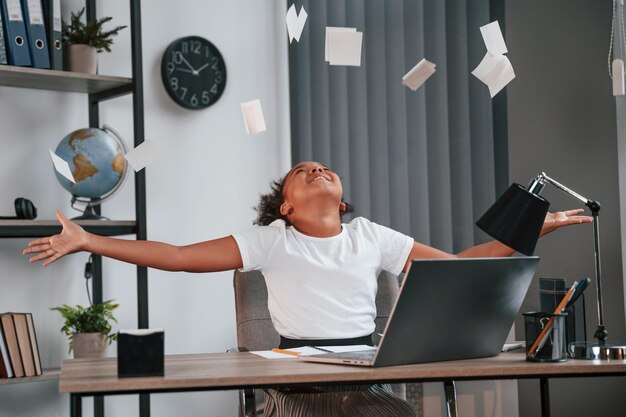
[540,209,593,236]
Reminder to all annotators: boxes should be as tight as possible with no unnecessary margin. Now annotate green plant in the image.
[51,300,119,352]
[62,7,127,53]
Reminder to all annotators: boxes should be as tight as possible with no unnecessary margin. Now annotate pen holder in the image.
[523,312,568,362]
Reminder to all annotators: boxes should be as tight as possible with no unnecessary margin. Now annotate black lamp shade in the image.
[476,183,550,256]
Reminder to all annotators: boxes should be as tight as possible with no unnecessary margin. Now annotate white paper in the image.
[286,4,308,43]
[316,345,377,353]
[402,58,436,91]
[325,27,356,61]
[49,149,75,183]
[327,30,363,66]
[471,52,515,98]
[119,328,164,336]
[480,21,507,56]
[241,99,267,134]
[249,345,376,360]
[124,139,159,172]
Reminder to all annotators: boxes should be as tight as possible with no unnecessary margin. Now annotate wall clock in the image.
[161,36,227,110]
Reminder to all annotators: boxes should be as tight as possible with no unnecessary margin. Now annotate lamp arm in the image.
[529,172,607,343]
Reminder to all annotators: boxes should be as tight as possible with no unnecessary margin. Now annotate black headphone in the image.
[0,198,38,220]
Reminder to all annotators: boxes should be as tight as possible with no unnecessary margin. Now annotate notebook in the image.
[299,257,539,367]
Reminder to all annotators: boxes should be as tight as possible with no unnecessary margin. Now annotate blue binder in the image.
[42,0,60,70]
[0,6,8,64]
[0,0,31,66]
[20,0,49,68]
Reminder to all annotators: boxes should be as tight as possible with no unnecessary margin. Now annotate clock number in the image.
[167,62,175,75]
[190,94,199,107]
[202,91,210,104]
[214,70,223,84]
[170,77,179,90]
[210,84,218,95]
[179,87,187,99]
[181,41,188,54]
[211,56,220,70]
[172,51,183,65]
[192,40,201,54]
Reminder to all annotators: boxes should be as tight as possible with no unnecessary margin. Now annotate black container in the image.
[117,329,164,378]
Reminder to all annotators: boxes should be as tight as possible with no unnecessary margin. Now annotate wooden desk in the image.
[59,351,626,417]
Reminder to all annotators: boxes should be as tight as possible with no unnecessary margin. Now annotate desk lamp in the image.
[476,172,626,360]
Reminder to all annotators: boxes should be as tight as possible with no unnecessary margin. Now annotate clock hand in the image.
[175,67,195,74]
[195,63,209,73]
[179,55,198,75]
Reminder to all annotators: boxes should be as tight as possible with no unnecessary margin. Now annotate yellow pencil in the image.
[272,348,300,356]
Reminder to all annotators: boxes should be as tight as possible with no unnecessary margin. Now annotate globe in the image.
[54,127,127,214]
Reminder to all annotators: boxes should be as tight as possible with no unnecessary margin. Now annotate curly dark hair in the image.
[253,175,354,226]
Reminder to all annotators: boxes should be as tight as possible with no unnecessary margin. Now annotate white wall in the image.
[0,1,290,416]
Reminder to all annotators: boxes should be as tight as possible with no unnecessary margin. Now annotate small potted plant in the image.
[62,7,127,74]
[51,300,119,358]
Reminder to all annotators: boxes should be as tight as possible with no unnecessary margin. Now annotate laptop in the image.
[299,257,539,367]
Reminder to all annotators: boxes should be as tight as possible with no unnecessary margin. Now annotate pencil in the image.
[528,281,577,357]
[271,348,300,356]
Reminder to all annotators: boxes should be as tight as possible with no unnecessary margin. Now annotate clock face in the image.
[161,36,227,110]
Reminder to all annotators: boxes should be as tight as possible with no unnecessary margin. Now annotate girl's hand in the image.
[540,209,593,236]
[23,210,90,266]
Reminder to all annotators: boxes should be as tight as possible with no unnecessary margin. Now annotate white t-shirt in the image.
[231,217,414,340]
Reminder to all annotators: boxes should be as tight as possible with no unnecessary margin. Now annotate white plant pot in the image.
[64,44,98,74]
[72,332,108,358]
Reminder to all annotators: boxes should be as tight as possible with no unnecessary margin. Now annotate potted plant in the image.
[51,299,119,358]
[62,7,127,74]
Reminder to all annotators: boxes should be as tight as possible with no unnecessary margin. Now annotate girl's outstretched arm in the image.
[402,209,592,272]
[23,210,243,272]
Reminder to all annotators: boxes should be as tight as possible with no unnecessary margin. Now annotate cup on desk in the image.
[523,311,568,362]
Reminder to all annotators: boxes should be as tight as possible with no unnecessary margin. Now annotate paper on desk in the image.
[472,20,514,98]
[124,139,159,172]
[241,99,267,134]
[402,58,436,91]
[319,345,377,353]
[49,149,76,184]
[325,27,363,66]
[250,345,376,360]
[286,4,307,43]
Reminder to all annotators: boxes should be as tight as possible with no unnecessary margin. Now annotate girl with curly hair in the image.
[24,161,590,417]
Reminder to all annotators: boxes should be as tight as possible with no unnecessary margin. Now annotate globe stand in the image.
[71,196,111,220]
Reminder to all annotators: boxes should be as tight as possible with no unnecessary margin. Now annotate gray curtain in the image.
[289,0,508,252]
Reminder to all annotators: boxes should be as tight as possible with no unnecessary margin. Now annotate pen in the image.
[309,346,333,353]
[528,281,578,357]
[271,348,300,356]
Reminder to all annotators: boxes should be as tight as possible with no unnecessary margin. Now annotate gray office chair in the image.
[232,269,408,417]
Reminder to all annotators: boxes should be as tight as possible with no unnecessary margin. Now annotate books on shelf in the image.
[0,312,42,379]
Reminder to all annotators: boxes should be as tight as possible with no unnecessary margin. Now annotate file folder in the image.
[0,0,31,66]
[21,0,49,68]
[0,7,7,64]
[42,0,60,69]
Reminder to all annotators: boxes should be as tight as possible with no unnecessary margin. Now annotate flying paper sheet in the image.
[285,4,308,43]
[325,27,363,66]
[402,58,436,91]
[49,149,76,183]
[472,20,514,98]
[124,139,160,172]
[479,21,508,56]
[472,53,515,98]
[241,99,267,134]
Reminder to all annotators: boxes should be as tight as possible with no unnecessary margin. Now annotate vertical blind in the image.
[289,0,507,252]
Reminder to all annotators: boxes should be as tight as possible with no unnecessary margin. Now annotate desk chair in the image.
[233,269,409,417]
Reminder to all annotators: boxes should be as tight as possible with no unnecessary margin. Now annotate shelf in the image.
[0,65,132,95]
[0,368,60,385]
[0,220,137,238]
